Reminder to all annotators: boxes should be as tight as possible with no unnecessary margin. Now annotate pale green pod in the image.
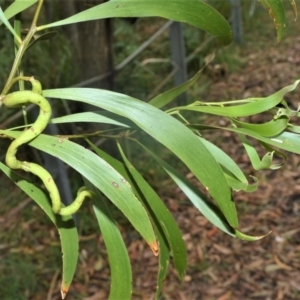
[20,160,62,213]
[59,189,94,216]
[30,77,43,95]
[3,79,93,215]
[3,90,52,167]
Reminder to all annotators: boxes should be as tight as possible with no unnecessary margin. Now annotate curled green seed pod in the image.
[59,188,94,216]
[3,77,93,215]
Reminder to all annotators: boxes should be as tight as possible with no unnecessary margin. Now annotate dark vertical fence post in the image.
[169,22,188,105]
[230,0,243,43]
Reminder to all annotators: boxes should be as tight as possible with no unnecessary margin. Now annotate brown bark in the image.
[44,0,114,89]
[74,0,114,89]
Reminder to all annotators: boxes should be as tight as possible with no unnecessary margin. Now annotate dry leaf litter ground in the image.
[155,36,300,300]
[126,35,300,300]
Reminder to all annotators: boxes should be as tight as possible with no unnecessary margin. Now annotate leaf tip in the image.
[149,241,159,256]
[61,285,69,299]
[235,229,272,241]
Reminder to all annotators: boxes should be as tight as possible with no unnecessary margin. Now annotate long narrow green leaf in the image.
[88,141,171,298]
[38,0,232,45]
[269,131,300,154]
[232,116,288,137]
[86,141,171,295]
[43,88,238,228]
[51,111,135,128]
[223,171,257,193]
[117,142,187,279]
[189,123,287,170]
[9,110,135,131]
[26,31,58,50]
[199,137,256,191]
[287,123,300,133]
[188,124,300,155]
[84,179,132,300]
[258,0,285,42]
[0,130,158,255]
[0,162,78,299]
[0,5,20,41]
[3,0,37,22]
[237,133,283,170]
[149,53,215,109]
[87,141,186,279]
[172,80,300,117]
[136,144,267,241]
[135,143,235,237]
[154,228,170,299]
[235,229,271,241]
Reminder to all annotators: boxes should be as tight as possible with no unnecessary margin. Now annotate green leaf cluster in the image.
[0,0,298,298]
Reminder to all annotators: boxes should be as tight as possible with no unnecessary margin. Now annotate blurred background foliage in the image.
[0,0,297,100]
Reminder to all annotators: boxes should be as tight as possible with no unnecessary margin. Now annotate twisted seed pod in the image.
[2,77,93,215]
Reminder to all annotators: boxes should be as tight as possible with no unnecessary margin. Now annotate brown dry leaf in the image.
[273,254,293,270]
[212,243,232,255]
[217,290,233,300]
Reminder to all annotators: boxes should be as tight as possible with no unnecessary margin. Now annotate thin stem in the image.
[32,0,44,26]
[1,32,35,96]
[1,0,44,96]
[56,128,131,140]
[167,110,179,116]
[176,113,189,124]
[14,16,25,90]
[193,99,257,106]
[14,16,28,127]
[2,76,32,95]
[165,98,258,114]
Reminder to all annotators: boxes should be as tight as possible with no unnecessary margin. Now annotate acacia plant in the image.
[0,0,299,299]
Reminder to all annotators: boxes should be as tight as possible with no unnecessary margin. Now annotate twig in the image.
[0,197,32,229]
[1,0,44,96]
[47,269,60,300]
